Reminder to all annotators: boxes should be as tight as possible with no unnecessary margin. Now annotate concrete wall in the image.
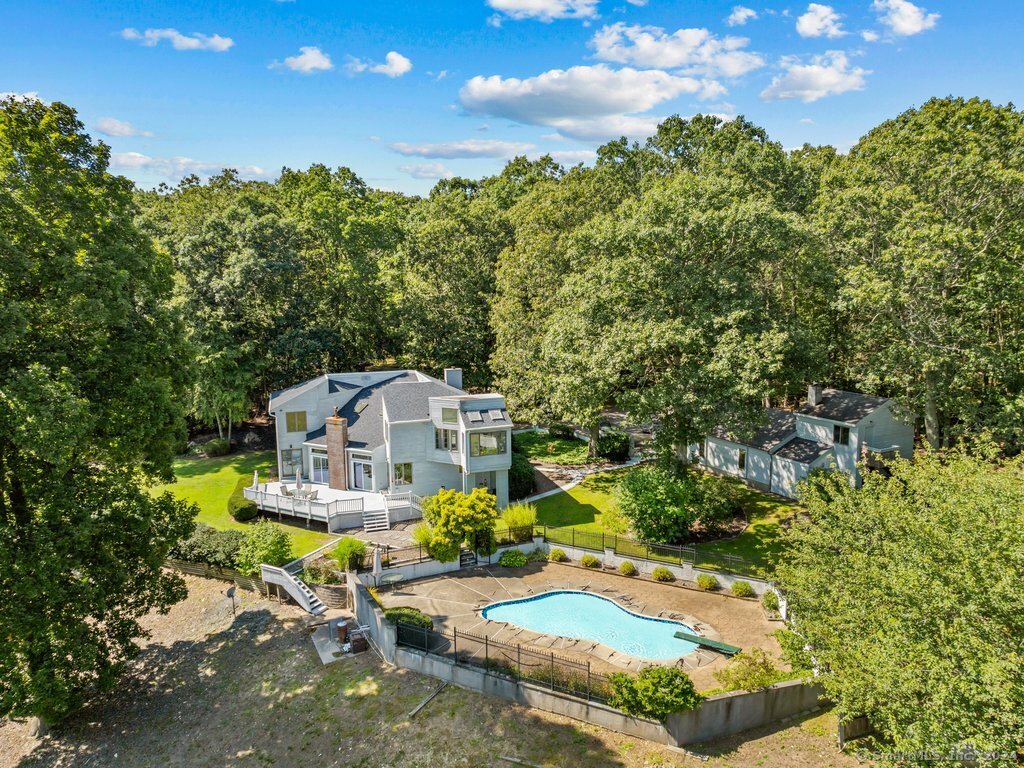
[349,577,397,662]
[395,647,674,746]
[666,679,825,746]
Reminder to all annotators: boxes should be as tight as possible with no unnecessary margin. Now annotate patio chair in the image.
[307,489,318,501]
[280,485,292,497]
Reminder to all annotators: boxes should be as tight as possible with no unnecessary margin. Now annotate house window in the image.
[281,448,303,478]
[393,463,414,485]
[311,452,329,484]
[470,430,507,457]
[833,425,850,446]
[435,427,459,451]
[738,448,747,471]
[441,407,459,425]
[285,411,307,433]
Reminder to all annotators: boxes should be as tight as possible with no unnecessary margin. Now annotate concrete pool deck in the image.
[376,561,784,691]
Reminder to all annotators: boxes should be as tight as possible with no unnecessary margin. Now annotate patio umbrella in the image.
[295,471,303,491]
[372,546,382,586]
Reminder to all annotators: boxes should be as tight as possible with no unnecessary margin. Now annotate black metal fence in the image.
[357,543,431,571]
[537,525,761,577]
[395,621,614,704]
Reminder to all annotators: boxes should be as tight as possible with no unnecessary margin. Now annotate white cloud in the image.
[272,46,333,74]
[0,91,42,102]
[726,6,758,26]
[796,4,846,38]
[546,149,597,163]
[761,51,869,102]
[109,151,266,180]
[390,138,535,158]
[461,64,708,130]
[861,29,880,41]
[399,162,455,179]
[799,117,815,124]
[590,23,763,78]
[486,0,599,22]
[121,27,233,52]
[346,51,412,77]
[95,117,153,137]
[872,0,939,36]
[544,114,665,141]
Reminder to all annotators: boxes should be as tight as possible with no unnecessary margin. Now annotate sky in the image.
[2,0,1021,195]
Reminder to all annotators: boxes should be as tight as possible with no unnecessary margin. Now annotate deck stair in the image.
[362,507,391,533]
[260,565,326,615]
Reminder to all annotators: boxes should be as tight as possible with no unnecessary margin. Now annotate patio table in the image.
[380,572,404,592]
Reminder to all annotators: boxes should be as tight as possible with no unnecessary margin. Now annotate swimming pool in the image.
[482,590,698,660]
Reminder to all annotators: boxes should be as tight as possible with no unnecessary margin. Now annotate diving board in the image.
[674,631,741,656]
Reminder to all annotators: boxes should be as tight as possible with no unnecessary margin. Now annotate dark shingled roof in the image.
[382,381,464,423]
[712,408,797,453]
[337,371,418,449]
[798,389,889,424]
[304,424,327,446]
[459,408,511,429]
[775,437,833,465]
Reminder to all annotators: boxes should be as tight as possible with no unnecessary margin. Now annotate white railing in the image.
[260,564,323,614]
[383,491,423,514]
[244,486,365,528]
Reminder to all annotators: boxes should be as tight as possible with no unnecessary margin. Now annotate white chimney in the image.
[444,367,463,390]
[808,383,824,406]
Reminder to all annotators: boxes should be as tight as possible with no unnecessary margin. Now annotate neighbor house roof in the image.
[712,408,797,453]
[775,437,833,465]
[382,381,464,423]
[798,389,889,424]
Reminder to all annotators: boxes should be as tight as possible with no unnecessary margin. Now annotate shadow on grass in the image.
[691,706,836,761]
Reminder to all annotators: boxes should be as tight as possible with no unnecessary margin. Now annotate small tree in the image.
[333,536,367,571]
[616,465,697,542]
[420,488,498,562]
[713,649,789,691]
[235,520,292,576]
[609,667,702,720]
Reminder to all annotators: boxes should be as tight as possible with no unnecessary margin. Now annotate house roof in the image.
[338,371,419,449]
[712,408,797,453]
[459,408,511,429]
[798,389,889,424]
[775,437,833,465]
[382,380,465,423]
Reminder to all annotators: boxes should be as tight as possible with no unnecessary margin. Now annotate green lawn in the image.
[151,450,335,557]
[533,465,799,576]
[512,430,591,466]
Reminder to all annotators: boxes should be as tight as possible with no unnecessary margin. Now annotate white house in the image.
[702,384,914,499]
[244,368,512,532]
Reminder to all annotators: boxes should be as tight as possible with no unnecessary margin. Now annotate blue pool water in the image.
[482,590,698,660]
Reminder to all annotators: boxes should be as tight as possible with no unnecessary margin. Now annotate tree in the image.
[608,667,702,720]
[235,520,292,576]
[818,97,1024,450]
[0,98,195,731]
[776,445,1024,756]
[616,466,738,543]
[419,488,497,562]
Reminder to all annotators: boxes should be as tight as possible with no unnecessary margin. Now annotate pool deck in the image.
[376,561,784,691]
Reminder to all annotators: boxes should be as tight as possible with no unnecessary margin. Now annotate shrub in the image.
[547,423,576,440]
[548,548,568,562]
[384,606,433,630]
[302,559,342,585]
[618,561,637,576]
[596,429,631,462]
[580,553,600,568]
[498,549,528,567]
[234,520,292,576]
[420,488,497,563]
[203,437,231,456]
[609,667,702,720]
[652,566,674,582]
[509,452,536,500]
[762,590,780,612]
[695,574,719,591]
[411,522,434,549]
[731,580,756,598]
[333,536,368,571]
[170,523,244,568]
[502,503,537,538]
[526,547,548,563]
[227,476,259,521]
[713,649,789,692]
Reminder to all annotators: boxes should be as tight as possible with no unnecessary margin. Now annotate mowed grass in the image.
[512,431,591,466]
[150,450,335,556]
[534,465,798,575]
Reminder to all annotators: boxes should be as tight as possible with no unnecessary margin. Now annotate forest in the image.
[134,96,1024,456]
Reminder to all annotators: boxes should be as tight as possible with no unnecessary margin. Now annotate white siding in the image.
[746,449,772,488]
[860,403,915,458]
[770,457,808,498]
[704,437,742,477]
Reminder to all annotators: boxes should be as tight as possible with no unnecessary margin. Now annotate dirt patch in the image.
[1,574,861,768]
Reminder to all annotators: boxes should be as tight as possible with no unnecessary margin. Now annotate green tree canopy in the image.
[777,445,1024,756]
[0,98,195,728]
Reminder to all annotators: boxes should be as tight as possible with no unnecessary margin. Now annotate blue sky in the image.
[3,0,1021,195]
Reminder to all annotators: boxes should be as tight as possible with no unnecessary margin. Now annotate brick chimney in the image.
[444,367,463,390]
[325,413,348,490]
[808,383,824,406]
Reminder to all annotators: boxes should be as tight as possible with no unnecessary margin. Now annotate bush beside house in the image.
[235,520,292,576]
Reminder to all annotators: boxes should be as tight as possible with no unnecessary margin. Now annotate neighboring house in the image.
[702,384,914,499]
[266,367,511,508]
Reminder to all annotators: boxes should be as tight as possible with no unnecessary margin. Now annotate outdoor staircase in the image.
[459,549,478,568]
[259,565,326,615]
[362,507,391,533]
